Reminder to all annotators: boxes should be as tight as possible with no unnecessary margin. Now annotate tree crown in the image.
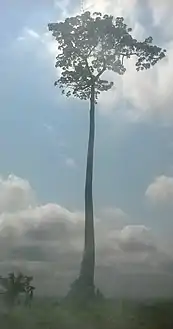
[48,11,166,100]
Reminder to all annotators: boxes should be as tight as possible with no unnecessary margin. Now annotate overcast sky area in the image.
[0,0,173,298]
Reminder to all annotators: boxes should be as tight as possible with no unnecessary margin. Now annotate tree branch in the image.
[84,58,93,78]
[119,51,138,57]
[87,44,97,57]
[95,58,106,80]
[121,54,125,65]
[80,80,92,90]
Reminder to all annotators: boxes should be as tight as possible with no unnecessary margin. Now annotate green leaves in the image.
[0,272,35,307]
[48,11,166,101]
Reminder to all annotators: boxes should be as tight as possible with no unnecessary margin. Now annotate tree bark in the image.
[80,82,95,291]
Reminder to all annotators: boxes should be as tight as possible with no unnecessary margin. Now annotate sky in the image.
[0,0,173,297]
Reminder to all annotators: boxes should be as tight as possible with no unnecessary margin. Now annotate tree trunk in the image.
[66,83,96,301]
[79,83,95,292]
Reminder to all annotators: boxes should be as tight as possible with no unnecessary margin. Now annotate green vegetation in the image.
[0,297,173,329]
[0,272,35,309]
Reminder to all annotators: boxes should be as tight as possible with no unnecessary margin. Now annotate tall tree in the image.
[48,11,166,298]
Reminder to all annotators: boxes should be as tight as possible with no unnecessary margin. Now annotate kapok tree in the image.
[48,11,166,299]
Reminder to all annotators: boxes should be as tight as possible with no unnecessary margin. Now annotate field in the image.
[1,297,173,329]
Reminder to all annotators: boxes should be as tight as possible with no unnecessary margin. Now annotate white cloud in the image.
[16,27,57,64]
[146,175,173,204]
[17,28,40,42]
[0,175,156,260]
[54,0,71,19]
[120,43,173,122]
[65,157,77,169]
[0,175,123,261]
[0,174,172,295]
[117,225,156,253]
[85,0,137,19]
[98,207,127,230]
[0,174,35,213]
[25,28,40,39]
[104,225,156,267]
[149,0,173,29]
[84,0,173,123]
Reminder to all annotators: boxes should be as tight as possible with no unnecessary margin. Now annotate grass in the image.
[0,297,173,329]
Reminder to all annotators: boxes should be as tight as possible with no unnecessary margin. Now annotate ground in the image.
[0,297,173,329]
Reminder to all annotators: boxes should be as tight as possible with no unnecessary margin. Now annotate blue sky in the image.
[0,0,173,296]
[0,0,172,215]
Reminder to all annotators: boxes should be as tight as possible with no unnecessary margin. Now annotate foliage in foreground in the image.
[0,272,35,309]
[0,297,173,329]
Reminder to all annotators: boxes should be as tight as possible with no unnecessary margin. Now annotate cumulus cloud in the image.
[0,174,35,213]
[117,225,156,252]
[146,175,173,204]
[0,174,172,295]
[0,175,119,260]
[0,176,155,262]
[83,0,173,123]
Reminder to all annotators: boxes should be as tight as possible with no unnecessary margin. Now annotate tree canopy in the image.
[48,11,166,101]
